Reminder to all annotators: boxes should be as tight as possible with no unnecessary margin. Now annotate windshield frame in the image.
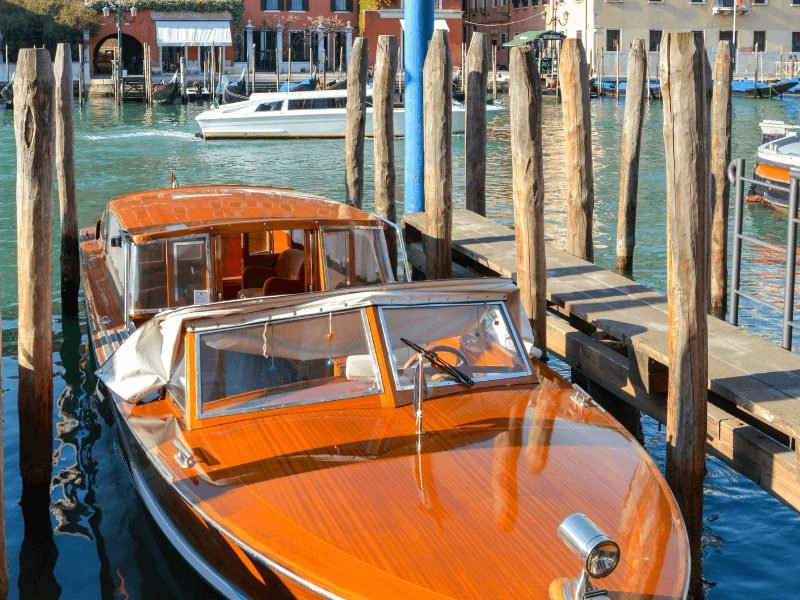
[377,301,532,392]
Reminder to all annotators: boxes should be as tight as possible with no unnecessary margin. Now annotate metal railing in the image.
[728,158,800,349]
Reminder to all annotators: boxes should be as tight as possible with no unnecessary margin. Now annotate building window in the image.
[493,0,498,7]
[262,0,280,10]
[752,0,766,4]
[794,0,800,5]
[332,0,353,11]
[719,30,733,43]
[690,0,704,3]
[606,30,620,51]
[287,0,308,11]
[793,32,800,52]
[289,30,307,60]
[753,31,765,51]
[649,30,662,52]
[501,33,506,46]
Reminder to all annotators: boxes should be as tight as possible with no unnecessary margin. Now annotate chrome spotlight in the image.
[555,513,620,600]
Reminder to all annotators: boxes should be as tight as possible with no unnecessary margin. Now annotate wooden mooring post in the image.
[711,41,733,319]
[55,43,80,317]
[466,32,488,216]
[78,43,85,107]
[616,39,647,274]
[615,44,621,100]
[14,48,55,490]
[251,43,256,94]
[660,32,708,600]
[180,56,187,104]
[559,38,594,262]
[344,37,368,209]
[373,35,399,273]
[424,30,453,280]
[0,300,8,600]
[510,46,547,357]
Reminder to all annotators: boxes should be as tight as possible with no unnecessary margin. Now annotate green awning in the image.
[502,31,544,48]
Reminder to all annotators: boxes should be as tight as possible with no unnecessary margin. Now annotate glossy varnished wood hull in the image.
[104,361,688,599]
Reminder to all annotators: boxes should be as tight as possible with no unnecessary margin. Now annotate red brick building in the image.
[463,0,545,68]
[362,1,464,68]
[86,1,358,77]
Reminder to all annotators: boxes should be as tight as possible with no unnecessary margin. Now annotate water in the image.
[1,95,800,598]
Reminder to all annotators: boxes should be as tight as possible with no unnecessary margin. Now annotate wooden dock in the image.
[404,209,800,511]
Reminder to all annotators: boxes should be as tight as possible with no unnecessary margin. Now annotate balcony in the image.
[712,0,750,15]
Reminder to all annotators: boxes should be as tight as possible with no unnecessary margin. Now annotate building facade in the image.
[549,0,800,76]
[463,0,546,67]
[362,1,465,67]
[85,1,358,77]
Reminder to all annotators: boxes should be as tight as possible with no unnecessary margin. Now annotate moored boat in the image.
[731,78,798,98]
[153,71,179,105]
[81,185,690,599]
[195,88,500,139]
[749,120,800,213]
[1,72,13,107]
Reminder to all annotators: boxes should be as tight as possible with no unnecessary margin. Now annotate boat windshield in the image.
[321,226,394,289]
[379,302,531,390]
[195,309,381,418]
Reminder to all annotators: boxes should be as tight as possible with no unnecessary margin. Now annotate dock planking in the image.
[404,208,800,510]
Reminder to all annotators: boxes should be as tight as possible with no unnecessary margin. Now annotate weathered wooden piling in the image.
[344,37,368,209]
[559,38,594,262]
[78,43,85,107]
[492,43,498,103]
[14,48,55,490]
[615,39,647,274]
[711,41,733,319]
[424,30,453,280]
[180,56,187,104]
[510,47,547,357]
[466,33,489,216]
[373,35,398,272]
[615,43,621,100]
[251,43,256,94]
[55,44,79,317]
[660,31,708,600]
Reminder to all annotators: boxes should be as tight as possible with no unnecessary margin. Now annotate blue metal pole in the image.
[403,0,434,214]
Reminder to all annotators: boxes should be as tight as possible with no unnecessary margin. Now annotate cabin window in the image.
[321,227,394,290]
[379,302,531,391]
[196,309,380,418]
[255,101,283,112]
[129,236,211,313]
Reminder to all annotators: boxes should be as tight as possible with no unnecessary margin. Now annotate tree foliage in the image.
[0,1,97,60]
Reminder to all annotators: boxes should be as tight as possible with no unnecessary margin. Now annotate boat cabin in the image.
[81,186,399,361]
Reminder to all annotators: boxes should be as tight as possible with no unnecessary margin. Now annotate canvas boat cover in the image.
[97,279,533,404]
[155,21,232,47]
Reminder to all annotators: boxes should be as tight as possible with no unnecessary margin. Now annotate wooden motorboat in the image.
[153,71,179,105]
[80,185,690,599]
[748,120,800,213]
[87,270,690,598]
[196,88,501,139]
[79,185,402,362]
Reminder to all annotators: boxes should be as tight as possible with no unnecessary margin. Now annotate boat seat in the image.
[238,248,305,299]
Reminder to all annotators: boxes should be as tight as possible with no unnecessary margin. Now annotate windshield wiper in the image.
[400,338,474,387]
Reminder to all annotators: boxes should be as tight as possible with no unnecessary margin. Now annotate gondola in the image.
[152,71,179,105]
[1,73,13,107]
[731,78,799,98]
[223,69,249,104]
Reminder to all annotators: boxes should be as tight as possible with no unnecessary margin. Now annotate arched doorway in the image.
[93,33,144,76]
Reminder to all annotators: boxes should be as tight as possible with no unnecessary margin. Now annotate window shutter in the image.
[303,0,309,10]
[278,0,286,10]
[331,0,337,11]
[347,0,353,11]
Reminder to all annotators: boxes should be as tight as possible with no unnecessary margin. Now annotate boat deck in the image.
[404,209,800,511]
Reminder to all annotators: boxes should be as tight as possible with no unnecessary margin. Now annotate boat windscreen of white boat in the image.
[96,279,533,404]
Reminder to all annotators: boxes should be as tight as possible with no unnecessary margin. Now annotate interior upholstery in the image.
[238,248,305,299]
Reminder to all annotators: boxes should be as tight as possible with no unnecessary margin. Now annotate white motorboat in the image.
[195,88,501,139]
[749,120,800,213]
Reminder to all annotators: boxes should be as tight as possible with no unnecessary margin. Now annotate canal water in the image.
[1,94,800,598]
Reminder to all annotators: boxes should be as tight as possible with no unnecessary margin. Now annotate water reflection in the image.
[19,483,60,599]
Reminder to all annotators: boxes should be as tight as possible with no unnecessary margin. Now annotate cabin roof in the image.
[248,87,370,103]
[108,185,378,237]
